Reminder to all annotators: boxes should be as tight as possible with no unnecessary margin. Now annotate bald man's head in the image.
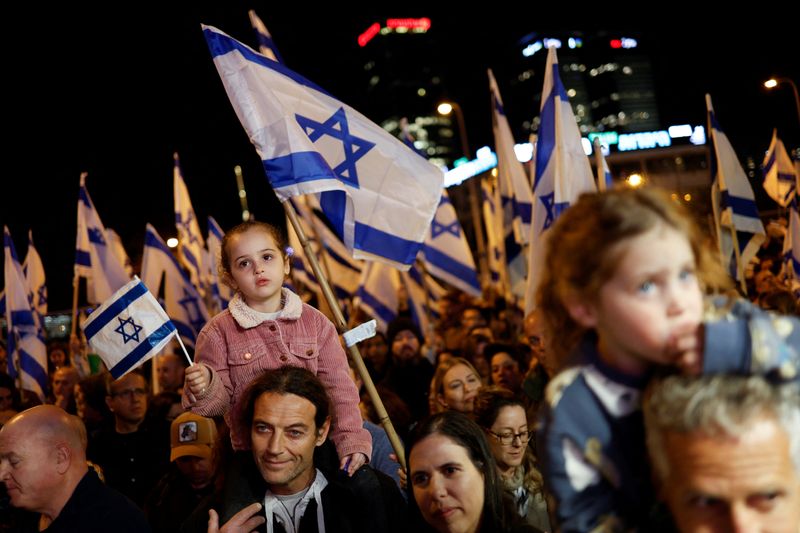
[0,405,88,516]
[157,353,186,392]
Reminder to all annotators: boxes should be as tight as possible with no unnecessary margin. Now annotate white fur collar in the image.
[228,288,303,329]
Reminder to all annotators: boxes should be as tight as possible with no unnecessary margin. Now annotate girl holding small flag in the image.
[182,220,370,475]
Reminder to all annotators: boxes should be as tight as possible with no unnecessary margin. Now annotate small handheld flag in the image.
[82,277,178,379]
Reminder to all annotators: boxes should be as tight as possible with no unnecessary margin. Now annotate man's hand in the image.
[207,503,265,533]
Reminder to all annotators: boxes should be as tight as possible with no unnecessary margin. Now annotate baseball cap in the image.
[170,412,217,461]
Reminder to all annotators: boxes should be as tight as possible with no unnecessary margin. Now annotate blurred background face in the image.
[362,335,388,367]
[486,405,528,473]
[48,348,67,368]
[175,455,214,489]
[490,353,522,392]
[439,365,481,413]
[392,330,420,362]
[0,388,13,412]
[52,368,79,399]
[156,355,185,392]
[106,373,148,426]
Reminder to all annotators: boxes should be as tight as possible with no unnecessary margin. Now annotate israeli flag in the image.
[489,69,533,243]
[401,263,445,341]
[207,216,233,313]
[285,202,322,295]
[524,47,596,315]
[292,197,362,302]
[482,179,504,289]
[762,130,797,208]
[141,224,209,348]
[82,277,177,379]
[174,153,208,295]
[23,231,47,316]
[707,95,765,282]
[593,138,613,192]
[106,228,134,277]
[248,9,283,63]
[421,191,481,297]
[355,261,399,333]
[4,227,48,399]
[75,173,131,304]
[203,25,443,269]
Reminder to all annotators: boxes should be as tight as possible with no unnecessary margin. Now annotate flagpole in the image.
[284,200,407,470]
[174,331,195,367]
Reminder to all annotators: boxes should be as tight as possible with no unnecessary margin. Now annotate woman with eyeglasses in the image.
[473,386,551,532]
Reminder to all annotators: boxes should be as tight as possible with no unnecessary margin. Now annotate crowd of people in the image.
[0,187,798,533]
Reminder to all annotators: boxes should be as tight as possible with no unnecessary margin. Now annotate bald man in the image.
[156,353,186,393]
[0,405,150,532]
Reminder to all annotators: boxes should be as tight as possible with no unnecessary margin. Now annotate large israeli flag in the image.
[203,25,443,269]
[762,130,797,208]
[82,277,177,379]
[141,224,209,348]
[23,231,47,316]
[4,227,48,399]
[355,261,399,333]
[207,216,234,313]
[248,9,283,63]
[707,94,765,283]
[75,174,131,304]
[421,191,481,297]
[524,47,596,315]
[174,153,208,295]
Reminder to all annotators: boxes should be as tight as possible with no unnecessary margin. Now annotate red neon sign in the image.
[358,22,380,47]
[610,39,622,49]
[386,18,431,31]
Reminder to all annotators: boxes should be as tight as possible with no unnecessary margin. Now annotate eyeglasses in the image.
[111,388,147,400]
[487,429,531,446]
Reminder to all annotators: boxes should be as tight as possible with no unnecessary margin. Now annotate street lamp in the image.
[437,100,489,291]
[764,77,800,127]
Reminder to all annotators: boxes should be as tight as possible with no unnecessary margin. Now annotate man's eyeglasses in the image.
[487,429,532,446]
[111,388,147,400]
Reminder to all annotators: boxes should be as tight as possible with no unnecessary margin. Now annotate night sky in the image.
[3,4,798,311]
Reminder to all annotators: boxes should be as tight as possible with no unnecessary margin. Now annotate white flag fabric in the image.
[489,68,533,243]
[82,277,177,379]
[762,130,797,208]
[524,47,596,315]
[707,95,765,282]
[203,25,443,269]
[106,228,134,277]
[207,216,234,314]
[174,153,208,295]
[141,224,209,348]
[23,230,47,316]
[593,138,613,192]
[355,261,400,333]
[401,263,446,341]
[421,191,481,297]
[248,9,283,63]
[75,174,131,304]
[4,227,48,399]
[482,179,505,291]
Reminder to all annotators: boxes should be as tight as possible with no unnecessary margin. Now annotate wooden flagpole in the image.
[283,200,407,470]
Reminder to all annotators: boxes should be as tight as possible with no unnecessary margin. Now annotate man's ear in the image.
[563,292,598,329]
[315,417,331,446]
[105,395,114,412]
[54,443,71,475]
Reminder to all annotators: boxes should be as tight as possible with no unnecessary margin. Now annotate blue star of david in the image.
[540,193,569,230]
[295,107,375,187]
[87,227,106,245]
[178,288,205,332]
[115,316,143,344]
[178,211,201,246]
[431,219,461,239]
[36,286,47,308]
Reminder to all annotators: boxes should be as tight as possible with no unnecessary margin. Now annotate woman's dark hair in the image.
[472,385,524,429]
[406,411,512,532]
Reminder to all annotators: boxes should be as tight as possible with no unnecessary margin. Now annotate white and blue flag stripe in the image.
[707,94,765,282]
[207,216,233,313]
[23,230,47,316]
[355,261,399,333]
[141,224,209,348]
[762,130,797,208]
[75,173,131,304]
[203,25,442,270]
[83,278,177,379]
[174,153,207,295]
[4,227,48,399]
[248,9,283,63]
[524,47,596,315]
